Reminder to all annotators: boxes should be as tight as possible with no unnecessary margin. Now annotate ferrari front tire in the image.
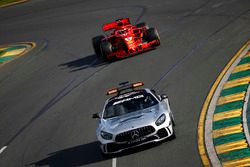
[92,35,105,57]
[101,41,112,61]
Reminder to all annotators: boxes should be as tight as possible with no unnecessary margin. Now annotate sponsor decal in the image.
[113,94,144,105]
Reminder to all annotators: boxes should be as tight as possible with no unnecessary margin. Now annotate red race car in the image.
[92,18,160,61]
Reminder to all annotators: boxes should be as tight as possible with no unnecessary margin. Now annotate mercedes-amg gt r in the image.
[92,82,175,154]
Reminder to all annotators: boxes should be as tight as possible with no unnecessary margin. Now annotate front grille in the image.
[115,126,155,142]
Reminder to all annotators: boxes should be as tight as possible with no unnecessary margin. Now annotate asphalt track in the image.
[0,0,249,167]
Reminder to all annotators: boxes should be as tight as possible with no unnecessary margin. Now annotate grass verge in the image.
[0,50,6,56]
[0,0,26,7]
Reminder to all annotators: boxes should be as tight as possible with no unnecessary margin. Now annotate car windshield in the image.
[103,91,158,119]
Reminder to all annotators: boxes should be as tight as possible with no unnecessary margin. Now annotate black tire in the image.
[170,112,176,127]
[100,41,112,61]
[136,22,149,29]
[92,35,105,57]
[101,152,114,159]
[146,27,160,46]
[169,131,176,140]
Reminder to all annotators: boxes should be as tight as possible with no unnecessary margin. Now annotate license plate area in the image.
[128,137,146,144]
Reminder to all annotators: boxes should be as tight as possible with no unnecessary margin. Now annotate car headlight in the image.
[155,114,166,126]
[100,131,113,140]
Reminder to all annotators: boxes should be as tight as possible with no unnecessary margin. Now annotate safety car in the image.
[92,81,175,154]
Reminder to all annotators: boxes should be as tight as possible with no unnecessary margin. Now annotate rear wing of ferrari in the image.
[102,18,131,31]
[106,81,144,95]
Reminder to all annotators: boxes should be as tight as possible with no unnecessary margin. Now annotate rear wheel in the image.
[146,28,160,46]
[92,35,105,57]
[100,41,112,61]
[136,22,149,29]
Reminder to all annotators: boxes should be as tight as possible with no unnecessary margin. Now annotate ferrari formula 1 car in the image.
[92,81,175,154]
[92,18,160,61]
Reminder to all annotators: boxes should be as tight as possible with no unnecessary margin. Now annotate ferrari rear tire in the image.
[92,35,105,57]
[100,41,112,61]
[146,28,160,46]
[136,22,149,29]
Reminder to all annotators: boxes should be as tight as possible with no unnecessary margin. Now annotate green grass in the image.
[0,0,24,6]
[0,50,6,56]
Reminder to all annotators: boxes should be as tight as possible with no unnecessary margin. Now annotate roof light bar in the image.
[106,81,144,95]
[132,82,144,88]
[106,88,118,95]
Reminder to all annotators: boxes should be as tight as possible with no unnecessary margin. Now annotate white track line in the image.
[243,82,250,145]
[112,158,117,167]
[0,146,7,154]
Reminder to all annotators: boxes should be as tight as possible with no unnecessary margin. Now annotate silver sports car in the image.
[92,81,175,154]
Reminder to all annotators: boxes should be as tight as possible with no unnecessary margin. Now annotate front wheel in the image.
[100,41,112,61]
[92,35,105,57]
[169,130,176,140]
[101,152,114,159]
[170,112,175,127]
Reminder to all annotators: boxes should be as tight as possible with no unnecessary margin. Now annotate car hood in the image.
[101,104,163,133]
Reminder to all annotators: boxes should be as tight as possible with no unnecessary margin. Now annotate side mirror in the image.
[92,113,100,119]
[151,89,156,94]
[160,94,168,100]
